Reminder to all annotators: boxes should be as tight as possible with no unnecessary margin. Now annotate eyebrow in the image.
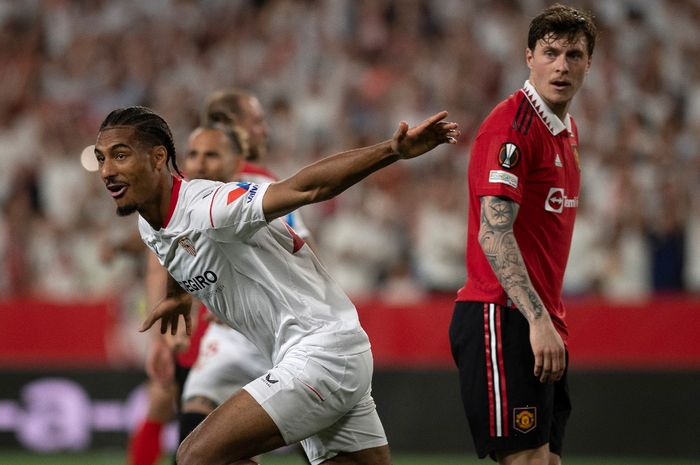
[95,143,132,155]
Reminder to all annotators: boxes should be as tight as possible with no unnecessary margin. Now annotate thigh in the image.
[302,388,388,465]
[320,444,391,465]
[173,361,191,411]
[178,388,286,465]
[549,357,572,457]
[244,347,373,444]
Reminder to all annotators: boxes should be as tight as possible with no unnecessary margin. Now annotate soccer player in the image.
[95,106,458,465]
[449,4,597,464]
[179,90,314,460]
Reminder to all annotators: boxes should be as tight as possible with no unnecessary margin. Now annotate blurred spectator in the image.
[0,0,697,329]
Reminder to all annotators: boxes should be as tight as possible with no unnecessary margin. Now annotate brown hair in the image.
[528,4,597,57]
[202,88,254,126]
[205,122,250,160]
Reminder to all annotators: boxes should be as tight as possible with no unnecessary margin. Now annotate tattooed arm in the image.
[479,195,566,383]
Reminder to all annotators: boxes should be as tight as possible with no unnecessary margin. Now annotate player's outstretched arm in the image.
[478,195,565,384]
[263,111,459,221]
[140,274,193,336]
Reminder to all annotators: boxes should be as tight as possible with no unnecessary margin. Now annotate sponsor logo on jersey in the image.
[245,184,258,203]
[226,182,259,205]
[264,373,279,385]
[513,407,536,433]
[179,270,218,293]
[177,237,197,257]
[544,187,578,213]
[489,170,519,188]
[226,182,251,205]
[498,142,521,168]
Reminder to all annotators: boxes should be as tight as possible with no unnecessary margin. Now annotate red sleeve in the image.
[469,128,530,204]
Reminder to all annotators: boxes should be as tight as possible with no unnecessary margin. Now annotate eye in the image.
[115,152,127,160]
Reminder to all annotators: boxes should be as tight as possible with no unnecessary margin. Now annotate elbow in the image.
[306,185,341,204]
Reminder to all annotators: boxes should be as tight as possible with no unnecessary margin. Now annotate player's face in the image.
[95,126,165,217]
[240,97,268,160]
[526,32,591,117]
[185,128,242,183]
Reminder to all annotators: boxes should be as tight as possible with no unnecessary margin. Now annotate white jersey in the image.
[138,177,369,364]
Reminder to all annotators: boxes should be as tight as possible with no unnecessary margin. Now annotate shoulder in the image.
[478,90,535,136]
[181,178,223,204]
[473,92,533,150]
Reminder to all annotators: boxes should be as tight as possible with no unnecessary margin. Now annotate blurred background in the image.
[0,0,698,463]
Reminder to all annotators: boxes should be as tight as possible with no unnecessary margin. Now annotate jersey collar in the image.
[162,176,182,229]
[521,80,572,136]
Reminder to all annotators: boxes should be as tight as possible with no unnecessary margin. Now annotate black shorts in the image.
[449,301,571,459]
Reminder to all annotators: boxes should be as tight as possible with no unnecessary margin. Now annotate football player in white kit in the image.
[181,120,307,446]
[95,105,458,465]
[179,90,314,462]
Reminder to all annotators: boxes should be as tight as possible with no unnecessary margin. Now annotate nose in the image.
[555,54,569,73]
[194,154,207,172]
[100,157,117,180]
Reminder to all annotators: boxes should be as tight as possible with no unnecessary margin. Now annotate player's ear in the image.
[151,145,168,170]
[525,47,534,69]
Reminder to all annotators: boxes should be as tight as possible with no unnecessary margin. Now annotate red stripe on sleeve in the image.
[209,185,223,228]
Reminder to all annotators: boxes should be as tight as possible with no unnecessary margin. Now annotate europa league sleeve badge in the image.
[498,142,521,169]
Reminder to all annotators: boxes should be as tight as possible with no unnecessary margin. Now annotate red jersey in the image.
[239,161,276,184]
[456,81,581,340]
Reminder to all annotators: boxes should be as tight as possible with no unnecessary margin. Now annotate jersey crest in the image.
[178,237,197,257]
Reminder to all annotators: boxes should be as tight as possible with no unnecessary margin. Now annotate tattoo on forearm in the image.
[479,196,545,321]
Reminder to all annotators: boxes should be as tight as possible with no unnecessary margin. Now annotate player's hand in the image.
[164,328,191,354]
[391,111,459,159]
[145,337,175,387]
[140,293,193,336]
[529,317,566,384]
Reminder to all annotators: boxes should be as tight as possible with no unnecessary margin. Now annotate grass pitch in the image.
[0,451,696,465]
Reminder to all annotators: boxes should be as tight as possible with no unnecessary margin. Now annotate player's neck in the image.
[141,174,175,230]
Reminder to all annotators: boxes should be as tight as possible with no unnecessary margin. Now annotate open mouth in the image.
[551,80,570,90]
[106,183,128,199]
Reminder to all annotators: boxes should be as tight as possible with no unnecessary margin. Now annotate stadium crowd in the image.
[1,0,699,312]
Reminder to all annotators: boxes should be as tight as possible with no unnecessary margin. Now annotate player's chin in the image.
[116,202,139,217]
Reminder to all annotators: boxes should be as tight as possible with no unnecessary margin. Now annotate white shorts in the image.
[243,346,387,465]
[182,323,271,405]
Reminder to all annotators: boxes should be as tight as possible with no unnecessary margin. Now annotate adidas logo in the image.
[554,154,563,167]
